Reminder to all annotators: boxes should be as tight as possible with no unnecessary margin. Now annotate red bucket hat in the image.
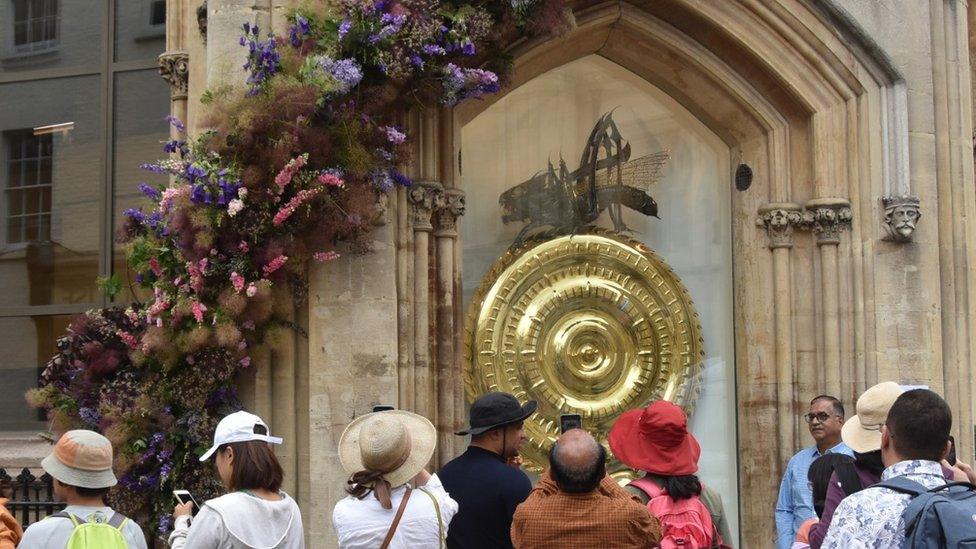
[608,400,701,476]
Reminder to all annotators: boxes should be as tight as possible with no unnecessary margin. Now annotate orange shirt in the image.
[511,471,662,548]
[0,498,23,549]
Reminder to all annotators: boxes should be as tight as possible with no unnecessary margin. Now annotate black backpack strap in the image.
[833,461,864,497]
[924,481,976,493]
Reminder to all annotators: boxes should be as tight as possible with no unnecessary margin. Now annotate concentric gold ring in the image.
[463,230,704,472]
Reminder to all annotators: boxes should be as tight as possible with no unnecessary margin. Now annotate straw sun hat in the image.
[841,381,903,453]
[338,410,436,489]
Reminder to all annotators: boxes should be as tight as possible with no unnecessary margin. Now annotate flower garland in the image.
[27,0,573,537]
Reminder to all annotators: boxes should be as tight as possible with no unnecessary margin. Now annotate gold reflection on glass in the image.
[464,230,704,473]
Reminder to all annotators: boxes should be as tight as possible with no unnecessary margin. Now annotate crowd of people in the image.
[776,383,976,548]
[0,384,971,548]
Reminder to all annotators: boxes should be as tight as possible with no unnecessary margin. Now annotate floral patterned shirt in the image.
[821,459,946,548]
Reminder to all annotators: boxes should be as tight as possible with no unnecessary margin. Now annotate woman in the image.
[792,453,855,548]
[332,409,458,548]
[608,400,734,548]
[169,410,304,548]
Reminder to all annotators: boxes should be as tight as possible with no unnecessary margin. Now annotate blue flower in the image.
[138,183,161,200]
[124,208,146,223]
[317,57,363,94]
[338,19,352,40]
[422,44,445,56]
[140,162,167,174]
[165,115,186,134]
[409,54,424,68]
[391,169,412,187]
[185,164,207,182]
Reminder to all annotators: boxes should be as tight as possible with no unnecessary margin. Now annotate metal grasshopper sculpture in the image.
[499,112,670,245]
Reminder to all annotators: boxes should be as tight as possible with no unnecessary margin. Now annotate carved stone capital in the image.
[158,51,190,100]
[802,198,852,245]
[372,192,390,226]
[881,195,920,243]
[757,203,803,249]
[434,189,466,237]
[408,181,444,232]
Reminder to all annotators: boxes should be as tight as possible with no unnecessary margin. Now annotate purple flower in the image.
[185,164,207,182]
[140,162,167,174]
[375,148,393,161]
[190,183,213,204]
[124,208,146,223]
[422,44,445,56]
[461,40,476,56]
[371,169,394,192]
[138,183,161,200]
[441,63,500,105]
[163,139,187,155]
[318,57,362,93]
[338,19,352,40]
[391,169,412,187]
[409,54,424,68]
[165,115,186,134]
[241,26,280,95]
[383,125,406,145]
[297,15,310,35]
[79,407,101,426]
[157,515,173,536]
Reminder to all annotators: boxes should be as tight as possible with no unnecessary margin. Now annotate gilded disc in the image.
[463,230,704,472]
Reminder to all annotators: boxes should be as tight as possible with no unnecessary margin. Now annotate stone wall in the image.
[169,1,976,547]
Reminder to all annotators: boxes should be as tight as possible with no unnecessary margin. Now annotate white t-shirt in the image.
[18,505,148,549]
[332,474,458,549]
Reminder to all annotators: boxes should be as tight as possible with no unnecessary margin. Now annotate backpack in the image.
[630,477,716,549]
[878,477,976,548]
[49,510,130,549]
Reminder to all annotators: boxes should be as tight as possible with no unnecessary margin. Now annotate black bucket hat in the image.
[456,392,538,436]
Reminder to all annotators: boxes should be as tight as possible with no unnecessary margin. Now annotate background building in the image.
[3,1,976,547]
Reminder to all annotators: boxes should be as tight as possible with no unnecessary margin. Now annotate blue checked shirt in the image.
[775,441,853,549]
[821,460,946,548]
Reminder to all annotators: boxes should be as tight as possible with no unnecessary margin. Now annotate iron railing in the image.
[0,467,64,528]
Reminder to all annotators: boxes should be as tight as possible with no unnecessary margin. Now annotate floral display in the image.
[27,0,572,537]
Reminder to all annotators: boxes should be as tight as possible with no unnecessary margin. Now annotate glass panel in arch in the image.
[459,54,738,536]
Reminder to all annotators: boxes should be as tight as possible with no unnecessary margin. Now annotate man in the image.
[439,392,536,548]
[822,389,953,548]
[775,395,853,549]
[511,429,661,548]
[19,429,147,549]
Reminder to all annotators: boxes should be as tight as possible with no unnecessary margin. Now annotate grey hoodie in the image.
[169,492,304,549]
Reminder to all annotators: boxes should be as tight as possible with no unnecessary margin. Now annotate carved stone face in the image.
[888,204,920,238]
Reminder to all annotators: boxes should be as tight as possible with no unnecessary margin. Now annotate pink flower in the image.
[246,283,257,297]
[159,185,191,213]
[238,241,249,252]
[272,188,323,226]
[230,271,245,293]
[313,251,340,262]
[228,198,244,217]
[191,301,207,323]
[149,257,163,277]
[240,356,251,368]
[274,154,309,192]
[187,263,204,293]
[186,355,195,365]
[116,331,139,349]
[242,320,255,330]
[198,258,209,274]
[262,255,288,277]
[317,172,345,187]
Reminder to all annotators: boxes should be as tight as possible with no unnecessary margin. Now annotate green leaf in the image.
[98,274,124,300]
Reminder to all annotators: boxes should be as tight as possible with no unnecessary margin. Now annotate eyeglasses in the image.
[803,412,837,424]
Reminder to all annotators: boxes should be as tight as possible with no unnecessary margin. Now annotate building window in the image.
[12,0,59,52]
[149,0,166,27]
[5,131,52,244]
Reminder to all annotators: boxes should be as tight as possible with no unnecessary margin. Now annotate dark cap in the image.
[456,392,538,436]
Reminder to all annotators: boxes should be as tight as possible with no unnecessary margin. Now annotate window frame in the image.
[3,130,54,246]
[3,0,61,61]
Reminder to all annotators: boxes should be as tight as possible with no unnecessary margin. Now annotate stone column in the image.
[757,203,802,466]
[159,1,188,128]
[803,198,853,399]
[409,181,444,422]
[434,189,464,463]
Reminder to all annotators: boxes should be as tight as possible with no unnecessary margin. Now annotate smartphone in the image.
[372,405,395,413]
[947,435,957,466]
[560,413,582,434]
[173,490,200,515]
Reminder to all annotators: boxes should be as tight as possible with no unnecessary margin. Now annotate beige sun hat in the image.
[41,430,117,489]
[338,410,436,489]
[842,381,904,453]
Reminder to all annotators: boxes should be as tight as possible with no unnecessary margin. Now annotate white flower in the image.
[238,187,248,198]
[227,198,244,217]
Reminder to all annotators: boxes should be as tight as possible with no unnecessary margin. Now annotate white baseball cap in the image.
[199,411,283,461]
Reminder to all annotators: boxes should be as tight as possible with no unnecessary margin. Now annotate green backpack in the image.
[50,510,130,549]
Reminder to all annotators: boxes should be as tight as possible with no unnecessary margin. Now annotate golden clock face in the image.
[463,230,704,472]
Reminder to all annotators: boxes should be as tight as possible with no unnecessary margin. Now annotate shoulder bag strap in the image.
[107,512,128,530]
[48,511,82,525]
[419,487,445,549]
[380,487,412,549]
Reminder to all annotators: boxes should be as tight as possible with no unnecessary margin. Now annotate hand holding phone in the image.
[947,435,957,466]
[173,490,199,518]
[560,413,582,434]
